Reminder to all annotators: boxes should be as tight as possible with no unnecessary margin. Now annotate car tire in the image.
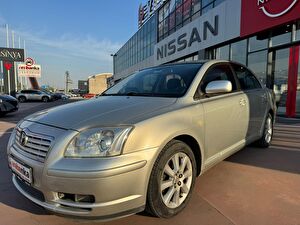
[18,96,26,103]
[255,113,273,148]
[146,140,197,218]
[42,96,49,102]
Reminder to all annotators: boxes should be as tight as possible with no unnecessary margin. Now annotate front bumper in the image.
[8,137,158,219]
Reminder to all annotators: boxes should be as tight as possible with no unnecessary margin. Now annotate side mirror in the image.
[205,80,232,95]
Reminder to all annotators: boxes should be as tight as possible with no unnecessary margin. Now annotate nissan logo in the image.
[20,131,28,146]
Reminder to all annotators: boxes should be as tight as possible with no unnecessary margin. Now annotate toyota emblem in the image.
[20,131,28,146]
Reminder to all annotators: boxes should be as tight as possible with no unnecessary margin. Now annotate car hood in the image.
[26,96,177,130]
[0,94,17,101]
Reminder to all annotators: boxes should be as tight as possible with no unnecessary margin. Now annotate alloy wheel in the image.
[160,152,193,209]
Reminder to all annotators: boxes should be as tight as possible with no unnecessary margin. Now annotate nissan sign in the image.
[241,0,300,37]
[154,0,241,65]
[0,47,25,62]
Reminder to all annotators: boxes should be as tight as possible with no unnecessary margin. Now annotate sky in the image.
[0,0,142,89]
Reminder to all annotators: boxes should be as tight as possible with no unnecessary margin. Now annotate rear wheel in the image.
[255,113,273,148]
[18,96,26,103]
[146,140,196,218]
[42,96,49,102]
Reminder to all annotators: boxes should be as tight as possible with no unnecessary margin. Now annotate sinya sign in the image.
[0,47,25,62]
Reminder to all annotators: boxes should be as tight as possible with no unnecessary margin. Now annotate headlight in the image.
[64,127,133,158]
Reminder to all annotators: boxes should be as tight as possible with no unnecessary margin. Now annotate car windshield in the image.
[103,64,202,97]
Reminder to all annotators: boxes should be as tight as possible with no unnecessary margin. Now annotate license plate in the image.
[8,156,33,184]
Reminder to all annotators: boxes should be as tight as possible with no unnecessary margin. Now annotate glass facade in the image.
[114,15,157,75]
[230,40,247,65]
[248,50,268,85]
[249,36,268,52]
[158,0,225,42]
[270,25,292,47]
[215,45,230,60]
[296,21,300,41]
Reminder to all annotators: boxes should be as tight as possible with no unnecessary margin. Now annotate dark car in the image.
[52,92,69,100]
[0,94,19,116]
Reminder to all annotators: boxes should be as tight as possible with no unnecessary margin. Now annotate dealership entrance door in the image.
[270,45,300,118]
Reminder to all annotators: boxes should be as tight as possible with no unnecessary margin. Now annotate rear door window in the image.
[232,64,262,90]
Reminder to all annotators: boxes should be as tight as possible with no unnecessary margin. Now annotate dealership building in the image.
[113,0,300,117]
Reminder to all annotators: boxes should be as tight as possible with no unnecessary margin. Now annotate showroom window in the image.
[249,36,268,52]
[247,50,268,86]
[215,45,230,60]
[231,40,247,65]
[296,21,300,41]
[271,25,292,47]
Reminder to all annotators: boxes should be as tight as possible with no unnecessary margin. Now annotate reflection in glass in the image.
[296,21,300,41]
[297,49,300,116]
[231,40,247,65]
[247,51,267,85]
[215,45,229,60]
[249,36,268,52]
[274,49,289,116]
[271,28,292,47]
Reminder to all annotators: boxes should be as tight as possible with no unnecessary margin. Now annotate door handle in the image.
[239,98,246,106]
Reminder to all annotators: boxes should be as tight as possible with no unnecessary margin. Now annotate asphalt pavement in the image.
[0,100,299,225]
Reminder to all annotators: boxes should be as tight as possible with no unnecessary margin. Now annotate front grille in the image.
[14,127,53,163]
[15,177,45,202]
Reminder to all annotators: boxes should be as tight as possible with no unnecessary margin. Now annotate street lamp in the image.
[110,53,117,75]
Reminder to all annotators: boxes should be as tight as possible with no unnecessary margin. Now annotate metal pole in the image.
[6,24,9,47]
[6,24,11,95]
[24,40,28,89]
[18,36,23,90]
[12,30,18,92]
[0,61,3,93]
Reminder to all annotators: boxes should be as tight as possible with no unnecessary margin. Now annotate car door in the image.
[23,90,33,100]
[231,63,267,140]
[198,63,249,165]
[31,90,41,100]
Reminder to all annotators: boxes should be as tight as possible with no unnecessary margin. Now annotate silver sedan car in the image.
[7,60,276,220]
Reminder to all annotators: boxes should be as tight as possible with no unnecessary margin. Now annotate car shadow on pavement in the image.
[0,127,50,216]
[226,122,300,175]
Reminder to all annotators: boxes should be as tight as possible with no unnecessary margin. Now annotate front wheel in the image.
[42,96,49,102]
[255,113,273,148]
[146,140,197,218]
[18,96,26,103]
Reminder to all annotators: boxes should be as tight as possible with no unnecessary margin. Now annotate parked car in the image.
[16,90,53,102]
[7,61,276,220]
[52,92,69,100]
[278,89,300,113]
[82,93,96,99]
[0,94,19,116]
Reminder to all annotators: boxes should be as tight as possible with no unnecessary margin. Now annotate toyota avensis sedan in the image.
[7,60,276,220]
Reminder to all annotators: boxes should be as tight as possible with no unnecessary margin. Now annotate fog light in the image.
[75,194,95,203]
[57,192,95,203]
[58,192,65,199]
